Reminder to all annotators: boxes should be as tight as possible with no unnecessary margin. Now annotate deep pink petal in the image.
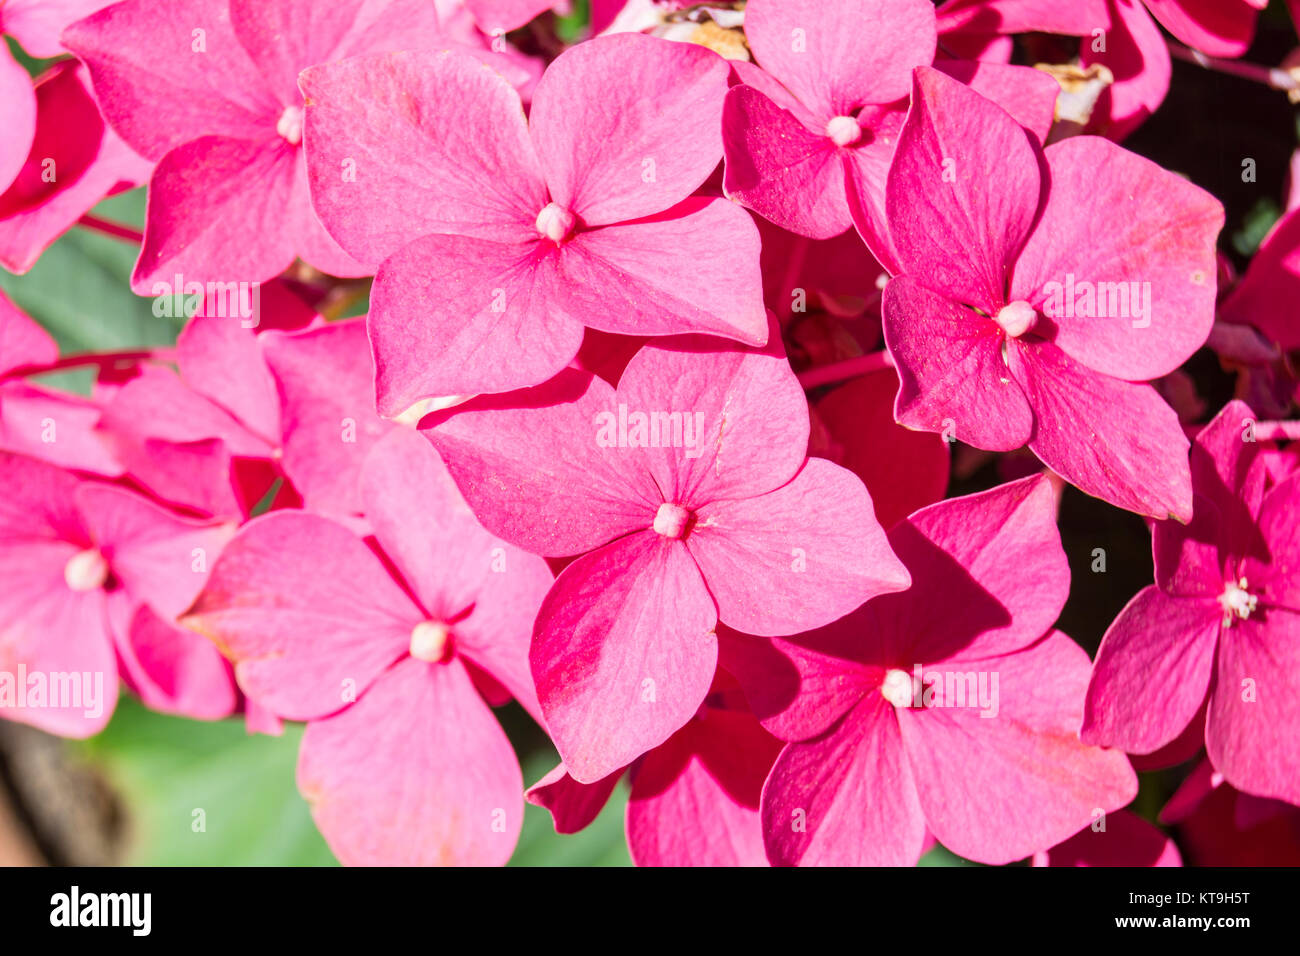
[761,695,927,866]
[687,458,909,636]
[627,708,782,866]
[422,368,661,556]
[1208,609,1300,805]
[0,290,56,375]
[1080,0,1171,141]
[887,67,1042,313]
[1008,340,1192,520]
[721,84,850,240]
[1143,0,1263,58]
[616,339,808,505]
[1082,586,1220,753]
[531,531,717,783]
[116,602,236,720]
[903,631,1138,864]
[526,763,622,835]
[882,276,1034,451]
[368,232,582,412]
[1033,809,1181,866]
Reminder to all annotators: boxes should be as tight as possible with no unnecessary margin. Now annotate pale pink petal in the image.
[0,382,122,476]
[744,0,937,118]
[301,49,546,264]
[761,695,927,866]
[1010,136,1222,380]
[184,512,417,720]
[175,317,280,446]
[903,631,1138,864]
[298,656,523,866]
[359,429,551,719]
[367,232,582,412]
[62,0,277,160]
[934,59,1059,143]
[531,531,717,783]
[0,49,37,195]
[687,458,909,636]
[555,198,767,345]
[7,0,113,57]
[261,318,394,519]
[463,0,554,33]
[529,33,729,226]
[1082,586,1220,753]
[1007,340,1193,520]
[882,276,1034,451]
[74,483,233,618]
[615,338,807,505]
[0,290,56,375]
[422,368,661,557]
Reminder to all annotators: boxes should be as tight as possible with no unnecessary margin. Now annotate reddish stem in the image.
[797,350,894,390]
[3,348,170,381]
[1166,40,1300,93]
[76,214,144,244]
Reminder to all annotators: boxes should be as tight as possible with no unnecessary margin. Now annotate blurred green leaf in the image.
[1231,197,1281,258]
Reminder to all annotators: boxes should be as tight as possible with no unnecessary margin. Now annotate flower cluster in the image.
[1,0,1297,867]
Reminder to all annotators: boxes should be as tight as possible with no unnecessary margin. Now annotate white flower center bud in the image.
[64,548,109,592]
[653,502,691,539]
[1218,578,1258,627]
[880,668,916,709]
[410,621,451,662]
[276,105,304,146]
[994,300,1037,338]
[535,202,577,243]
[826,115,862,147]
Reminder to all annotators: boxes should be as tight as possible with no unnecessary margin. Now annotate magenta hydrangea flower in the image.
[302,34,766,413]
[1083,400,1300,805]
[722,0,1059,251]
[61,0,458,290]
[185,429,553,865]
[881,67,1223,519]
[722,476,1137,866]
[0,452,235,735]
[423,337,909,782]
[1220,206,1300,351]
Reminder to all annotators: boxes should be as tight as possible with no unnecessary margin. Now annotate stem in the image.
[797,350,894,390]
[76,214,144,244]
[3,348,170,381]
[1254,420,1300,441]
[1166,40,1300,93]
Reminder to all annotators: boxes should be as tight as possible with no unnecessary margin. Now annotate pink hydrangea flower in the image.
[723,476,1137,866]
[882,67,1223,519]
[62,0,456,290]
[1159,758,1300,866]
[722,0,1060,252]
[1083,400,1300,805]
[423,337,909,782]
[0,452,235,735]
[185,429,553,865]
[302,34,766,413]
